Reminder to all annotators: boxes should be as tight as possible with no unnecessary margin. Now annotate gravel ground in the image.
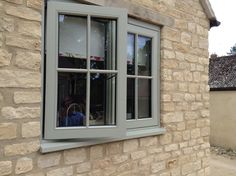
[211,146,236,176]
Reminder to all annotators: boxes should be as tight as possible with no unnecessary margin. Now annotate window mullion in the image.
[135,34,138,120]
[86,15,91,127]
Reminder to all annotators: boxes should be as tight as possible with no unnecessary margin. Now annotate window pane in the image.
[57,72,86,127]
[90,18,116,70]
[138,79,151,119]
[127,33,135,75]
[138,36,152,76]
[58,15,87,69]
[127,78,135,120]
[90,73,116,126]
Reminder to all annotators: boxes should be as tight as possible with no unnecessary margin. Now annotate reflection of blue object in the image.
[61,112,85,127]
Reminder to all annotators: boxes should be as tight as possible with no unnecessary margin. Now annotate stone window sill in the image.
[40,127,166,153]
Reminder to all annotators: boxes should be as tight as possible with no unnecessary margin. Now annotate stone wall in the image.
[0,0,210,175]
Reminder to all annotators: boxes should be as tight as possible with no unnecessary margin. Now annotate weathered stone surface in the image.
[123,139,139,152]
[14,91,41,104]
[5,5,41,21]
[17,21,41,38]
[111,154,129,164]
[38,153,61,168]
[90,145,104,160]
[15,157,33,174]
[151,161,166,173]
[22,122,40,138]
[64,148,87,164]
[4,140,40,156]
[0,49,12,67]
[162,27,180,42]
[140,136,157,147]
[0,123,17,140]
[76,162,91,173]
[0,70,41,88]
[131,150,146,160]
[181,32,191,45]
[6,35,41,50]
[0,33,3,47]
[0,161,12,176]
[27,0,43,10]
[162,112,184,123]
[46,166,73,176]
[5,0,23,4]
[106,142,122,155]
[0,17,14,32]
[15,51,41,70]
[2,106,40,119]
[26,173,44,176]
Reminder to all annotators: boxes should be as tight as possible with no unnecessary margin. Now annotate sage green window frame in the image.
[44,1,127,139]
[126,20,160,129]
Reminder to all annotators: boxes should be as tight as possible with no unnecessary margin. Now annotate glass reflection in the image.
[90,73,116,126]
[138,79,151,119]
[127,33,135,75]
[58,15,87,69]
[90,18,116,70]
[57,72,86,127]
[138,36,152,76]
[127,78,135,120]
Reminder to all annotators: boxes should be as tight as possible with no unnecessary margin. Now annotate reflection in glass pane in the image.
[127,33,135,75]
[58,15,87,69]
[138,36,152,76]
[90,73,116,126]
[57,72,86,127]
[127,78,135,120]
[138,79,151,119]
[90,18,116,70]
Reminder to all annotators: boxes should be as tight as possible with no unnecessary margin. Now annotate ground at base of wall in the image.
[211,146,236,159]
[210,152,236,176]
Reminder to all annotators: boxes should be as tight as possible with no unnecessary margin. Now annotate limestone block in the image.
[159,133,172,145]
[4,140,40,156]
[0,17,14,32]
[26,173,45,176]
[200,109,209,118]
[15,157,33,174]
[148,147,163,154]
[6,35,41,51]
[165,144,178,152]
[0,161,12,176]
[162,27,180,42]
[64,148,87,164]
[151,161,166,173]
[5,5,41,21]
[76,162,91,173]
[14,91,41,104]
[184,94,195,102]
[22,122,40,138]
[173,72,184,81]
[201,127,210,137]
[139,156,154,165]
[0,123,17,140]
[130,150,146,160]
[172,93,184,102]
[93,158,111,169]
[161,69,172,81]
[0,92,3,101]
[162,50,175,59]
[139,136,157,147]
[181,32,191,45]
[199,37,208,49]
[106,142,122,155]
[5,0,23,4]
[1,106,40,119]
[183,130,190,141]
[0,33,3,47]
[17,21,41,38]
[90,145,104,160]
[38,153,61,168]
[161,94,171,102]
[0,49,12,67]
[111,154,129,164]
[27,0,43,10]
[162,112,184,123]
[123,139,138,153]
[46,166,73,176]
[188,22,196,33]
[0,70,41,88]
[182,162,193,175]
[191,128,201,139]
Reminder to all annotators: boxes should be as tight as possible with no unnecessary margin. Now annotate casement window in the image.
[43,1,161,141]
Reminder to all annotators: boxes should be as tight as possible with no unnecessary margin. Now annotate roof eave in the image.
[199,0,220,28]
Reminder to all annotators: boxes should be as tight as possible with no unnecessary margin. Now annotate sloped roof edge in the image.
[200,0,220,27]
